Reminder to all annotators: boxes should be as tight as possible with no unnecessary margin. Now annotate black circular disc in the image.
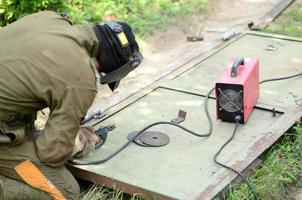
[127,132,149,147]
[139,131,170,147]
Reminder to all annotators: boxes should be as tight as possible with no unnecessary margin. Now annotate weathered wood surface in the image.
[248,0,295,30]
[70,32,302,199]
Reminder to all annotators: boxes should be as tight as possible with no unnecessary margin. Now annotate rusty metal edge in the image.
[67,165,175,200]
[194,104,302,200]
[249,0,295,30]
[213,158,263,200]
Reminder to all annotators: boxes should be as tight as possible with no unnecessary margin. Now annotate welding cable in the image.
[259,72,302,84]
[213,116,259,200]
[70,87,215,165]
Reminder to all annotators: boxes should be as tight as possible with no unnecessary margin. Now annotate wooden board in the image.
[69,32,302,200]
[248,0,294,30]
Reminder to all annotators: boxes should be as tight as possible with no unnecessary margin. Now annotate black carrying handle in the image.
[231,58,245,77]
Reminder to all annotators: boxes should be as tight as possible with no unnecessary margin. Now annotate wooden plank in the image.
[248,0,295,30]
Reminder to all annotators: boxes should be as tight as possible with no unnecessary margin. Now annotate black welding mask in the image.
[94,21,143,91]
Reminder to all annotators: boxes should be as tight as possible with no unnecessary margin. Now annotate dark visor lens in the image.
[100,51,143,85]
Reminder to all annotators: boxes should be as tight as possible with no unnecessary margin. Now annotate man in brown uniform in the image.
[0,11,142,199]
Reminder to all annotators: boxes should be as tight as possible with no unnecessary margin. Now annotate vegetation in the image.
[263,3,302,38]
[79,184,149,200]
[227,124,302,200]
[0,0,206,37]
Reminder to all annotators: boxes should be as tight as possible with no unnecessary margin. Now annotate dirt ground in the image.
[90,0,280,111]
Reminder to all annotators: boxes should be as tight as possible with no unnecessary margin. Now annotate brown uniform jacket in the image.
[0,11,99,166]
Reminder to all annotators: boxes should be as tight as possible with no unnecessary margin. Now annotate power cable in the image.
[71,71,302,199]
[259,72,302,84]
[70,87,215,165]
[213,116,259,200]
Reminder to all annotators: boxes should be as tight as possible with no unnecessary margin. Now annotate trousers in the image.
[0,120,80,200]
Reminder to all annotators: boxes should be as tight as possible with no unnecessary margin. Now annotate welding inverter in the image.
[215,58,259,124]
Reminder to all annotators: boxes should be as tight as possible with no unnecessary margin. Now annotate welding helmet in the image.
[94,21,143,91]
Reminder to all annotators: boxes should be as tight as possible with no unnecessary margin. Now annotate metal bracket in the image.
[171,110,187,124]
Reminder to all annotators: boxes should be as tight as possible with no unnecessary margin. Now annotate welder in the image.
[0,11,142,199]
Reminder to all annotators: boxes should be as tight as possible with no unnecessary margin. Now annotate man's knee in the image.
[0,162,80,200]
[0,170,80,200]
[54,172,80,200]
[37,164,80,200]
[0,174,52,200]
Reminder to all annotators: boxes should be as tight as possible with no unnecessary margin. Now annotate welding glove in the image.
[72,127,101,158]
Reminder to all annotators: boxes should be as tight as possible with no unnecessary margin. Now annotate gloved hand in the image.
[72,127,101,158]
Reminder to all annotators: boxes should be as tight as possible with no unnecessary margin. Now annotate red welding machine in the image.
[215,58,259,124]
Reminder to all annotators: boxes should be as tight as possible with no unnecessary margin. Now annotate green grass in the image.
[80,185,124,200]
[263,3,302,37]
[0,0,207,38]
[66,0,207,38]
[79,184,149,200]
[227,124,302,200]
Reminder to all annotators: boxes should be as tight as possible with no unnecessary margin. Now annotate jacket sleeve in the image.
[35,86,96,167]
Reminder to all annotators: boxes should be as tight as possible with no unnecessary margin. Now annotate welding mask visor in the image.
[100,51,143,91]
[94,21,142,91]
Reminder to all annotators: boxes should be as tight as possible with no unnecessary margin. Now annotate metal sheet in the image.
[139,131,170,147]
[71,87,286,199]
[161,33,302,112]
[127,131,170,147]
[127,132,150,147]
[69,32,302,200]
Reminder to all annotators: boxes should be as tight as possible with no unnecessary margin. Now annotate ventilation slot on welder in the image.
[215,58,259,124]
